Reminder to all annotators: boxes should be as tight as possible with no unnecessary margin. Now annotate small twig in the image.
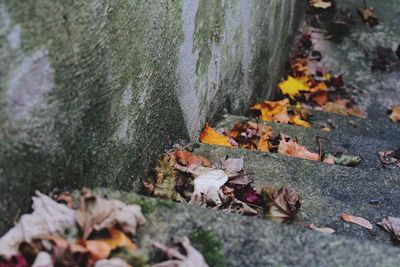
[316,136,324,161]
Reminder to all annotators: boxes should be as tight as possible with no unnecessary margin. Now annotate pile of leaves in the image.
[145,150,301,223]
[199,122,361,166]
[250,99,312,128]
[276,31,366,119]
[0,190,208,267]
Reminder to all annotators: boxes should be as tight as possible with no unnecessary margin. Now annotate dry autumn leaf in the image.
[309,224,335,234]
[278,134,320,161]
[95,258,131,267]
[0,191,75,259]
[279,76,310,98]
[341,213,373,230]
[309,0,332,9]
[75,193,146,239]
[169,150,211,168]
[262,185,301,223]
[250,99,291,124]
[389,106,400,122]
[199,123,232,147]
[152,237,209,267]
[378,217,400,241]
[323,99,366,118]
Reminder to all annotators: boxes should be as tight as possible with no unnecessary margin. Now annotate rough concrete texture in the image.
[0,1,305,233]
[195,144,400,245]
[95,189,400,267]
[215,114,400,170]
[312,0,400,124]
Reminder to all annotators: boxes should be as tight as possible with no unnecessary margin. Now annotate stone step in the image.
[215,114,400,170]
[99,189,400,267]
[194,144,400,245]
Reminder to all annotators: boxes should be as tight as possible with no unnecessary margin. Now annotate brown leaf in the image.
[153,157,183,202]
[378,217,400,240]
[309,224,335,234]
[169,150,211,168]
[75,193,146,239]
[341,213,373,230]
[0,191,75,259]
[262,185,301,222]
[323,100,367,118]
[278,134,320,161]
[152,237,209,267]
[390,106,400,123]
[251,99,291,124]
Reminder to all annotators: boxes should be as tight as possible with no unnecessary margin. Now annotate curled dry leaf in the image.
[341,213,373,230]
[75,193,146,239]
[378,217,400,241]
[378,149,400,166]
[278,134,320,161]
[390,106,400,123]
[199,123,232,147]
[262,185,301,222]
[151,237,208,267]
[357,6,378,27]
[309,224,335,234]
[31,252,53,267]
[322,153,362,167]
[309,0,332,9]
[0,191,75,259]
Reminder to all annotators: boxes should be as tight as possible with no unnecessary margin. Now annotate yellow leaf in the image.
[290,115,311,128]
[251,99,290,123]
[200,123,232,147]
[279,76,310,98]
[390,106,400,122]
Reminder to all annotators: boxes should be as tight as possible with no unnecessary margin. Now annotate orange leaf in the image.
[390,106,400,122]
[310,91,328,106]
[278,134,320,161]
[200,123,232,147]
[84,240,111,262]
[323,100,367,118]
[251,99,290,123]
[168,150,211,167]
[341,213,373,230]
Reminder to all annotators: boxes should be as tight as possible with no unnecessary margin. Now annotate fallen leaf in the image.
[75,192,146,239]
[358,6,378,27]
[309,224,335,234]
[251,99,291,124]
[199,123,232,147]
[153,157,183,202]
[0,255,29,267]
[323,153,362,167]
[188,166,228,195]
[390,106,400,122]
[378,217,400,241]
[0,191,75,259]
[234,185,262,206]
[278,134,320,161]
[341,213,373,230]
[228,122,272,151]
[262,185,301,222]
[290,114,311,128]
[279,77,310,98]
[169,150,211,168]
[152,237,208,267]
[323,100,366,118]
[32,252,52,267]
[309,0,332,9]
[378,149,400,166]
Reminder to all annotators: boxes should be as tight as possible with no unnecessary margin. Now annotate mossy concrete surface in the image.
[195,144,400,245]
[215,114,400,170]
[93,189,400,267]
[0,1,305,233]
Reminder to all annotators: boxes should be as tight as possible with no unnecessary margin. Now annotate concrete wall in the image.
[0,0,304,233]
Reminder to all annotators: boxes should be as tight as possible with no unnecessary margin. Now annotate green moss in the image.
[189,228,227,267]
[193,0,226,76]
